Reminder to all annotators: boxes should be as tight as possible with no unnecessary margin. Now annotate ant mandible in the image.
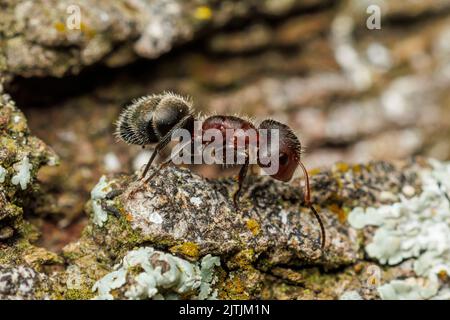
[116,92,326,249]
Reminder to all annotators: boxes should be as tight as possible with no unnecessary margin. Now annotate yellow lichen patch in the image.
[352,164,362,173]
[246,219,260,236]
[54,21,66,32]
[125,212,133,222]
[169,242,200,259]
[221,274,250,300]
[80,22,96,38]
[64,288,96,300]
[334,162,350,173]
[328,204,348,223]
[365,163,373,172]
[0,136,19,153]
[353,263,364,274]
[194,6,213,20]
[334,175,344,189]
[309,168,321,176]
[228,249,255,270]
[438,269,449,281]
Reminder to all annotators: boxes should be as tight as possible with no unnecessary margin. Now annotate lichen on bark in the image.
[61,157,441,300]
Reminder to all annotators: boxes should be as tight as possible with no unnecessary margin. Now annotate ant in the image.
[116,92,326,249]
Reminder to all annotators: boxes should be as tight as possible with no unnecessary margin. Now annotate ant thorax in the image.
[170,118,281,176]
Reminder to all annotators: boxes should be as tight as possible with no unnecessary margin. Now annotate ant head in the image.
[258,119,301,182]
[152,93,194,137]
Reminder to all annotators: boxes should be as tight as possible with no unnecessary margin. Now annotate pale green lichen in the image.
[11,156,32,190]
[198,254,221,300]
[92,247,220,300]
[92,269,127,300]
[348,159,450,300]
[0,165,6,183]
[378,266,450,300]
[90,175,113,227]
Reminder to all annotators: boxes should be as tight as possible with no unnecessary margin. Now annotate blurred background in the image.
[3,0,450,250]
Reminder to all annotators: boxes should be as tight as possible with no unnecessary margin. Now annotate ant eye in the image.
[279,153,289,166]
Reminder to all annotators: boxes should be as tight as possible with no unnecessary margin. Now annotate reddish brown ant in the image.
[116,92,326,249]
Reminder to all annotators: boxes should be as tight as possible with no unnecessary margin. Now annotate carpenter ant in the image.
[115,92,326,249]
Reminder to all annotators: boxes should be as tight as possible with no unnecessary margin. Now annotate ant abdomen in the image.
[115,93,193,146]
[115,95,160,145]
[153,94,194,138]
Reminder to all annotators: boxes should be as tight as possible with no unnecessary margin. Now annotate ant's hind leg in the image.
[233,156,249,210]
[309,204,326,249]
[298,160,326,249]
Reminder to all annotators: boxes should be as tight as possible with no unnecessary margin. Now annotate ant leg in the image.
[298,161,311,205]
[309,204,326,250]
[144,136,191,183]
[144,156,173,183]
[140,115,192,179]
[233,156,249,210]
[299,161,326,249]
[141,147,161,179]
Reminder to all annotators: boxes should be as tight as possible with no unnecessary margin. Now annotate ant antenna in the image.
[299,161,326,249]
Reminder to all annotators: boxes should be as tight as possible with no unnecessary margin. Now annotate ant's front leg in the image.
[140,115,192,180]
[143,156,173,183]
[298,160,326,249]
[141,146,162,180]
[233,156,249,210]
